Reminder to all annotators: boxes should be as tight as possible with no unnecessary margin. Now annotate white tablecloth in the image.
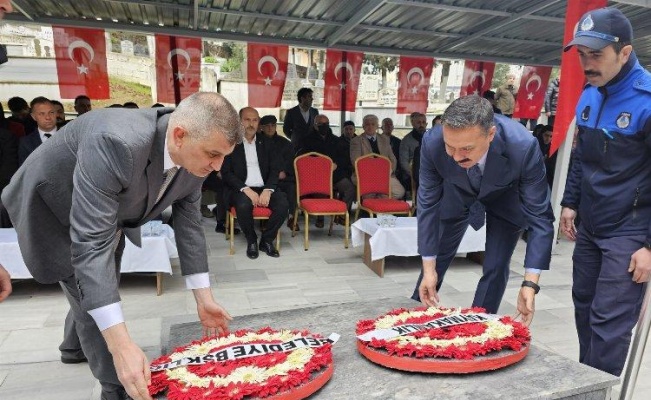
[351,217,486,261]
[0,224,178,279]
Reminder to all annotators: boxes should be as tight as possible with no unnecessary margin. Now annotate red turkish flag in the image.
[513,66,552,120]
[550,0,606,155]
[247,43,289,108]
[459,60,495,97]
[155,35,202,104]
[323,50,364,112]
[396,56,434,114]
[52,26,110,100]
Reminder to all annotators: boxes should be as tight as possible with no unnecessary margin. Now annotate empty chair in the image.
[293,152,349,250]
[354,153,411,220]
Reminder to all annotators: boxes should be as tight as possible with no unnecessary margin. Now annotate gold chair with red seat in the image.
[354,153,412,221]
[293,152,349,250]
[226,206,280,255]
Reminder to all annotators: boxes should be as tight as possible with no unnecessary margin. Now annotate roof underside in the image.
[6,0,651,66]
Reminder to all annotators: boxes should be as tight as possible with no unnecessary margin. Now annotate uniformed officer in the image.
[561,7,651,376]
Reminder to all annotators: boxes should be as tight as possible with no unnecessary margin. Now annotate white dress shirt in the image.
[38,127,57,142]
[243,136,265,188]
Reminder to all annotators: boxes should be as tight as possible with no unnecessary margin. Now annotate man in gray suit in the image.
[2,92,243,400]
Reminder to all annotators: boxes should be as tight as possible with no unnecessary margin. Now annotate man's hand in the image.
[0,265,12,302]
[279,171,287,180]
[515,272,539,326]
[193,287,232,337]
[243,187,259,205]
[546,111,551,117]
[629,247,651,283]
[418,259,440,307]
[258,190,272,208]
[560,207,577,241]
[102,324,153,400]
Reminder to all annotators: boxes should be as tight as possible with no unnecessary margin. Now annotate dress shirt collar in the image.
[163,135,179,171]
[474,149,488,174]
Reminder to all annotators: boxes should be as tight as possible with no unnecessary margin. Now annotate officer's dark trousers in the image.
[572,226,646,376]
[411,213,522,313]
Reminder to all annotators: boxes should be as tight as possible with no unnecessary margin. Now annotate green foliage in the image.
[491,64,512,89]
[363,55,398,75]
[203,56,217,64]
[221,42,246,73]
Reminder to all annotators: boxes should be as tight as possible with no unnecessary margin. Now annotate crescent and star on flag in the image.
[406,67,425,94]
[67,39,94,75]
[167,48,193,83]
[258,55,279,85]
[469,71,485,95]
[525,73,542,100]
[334,61,354,90]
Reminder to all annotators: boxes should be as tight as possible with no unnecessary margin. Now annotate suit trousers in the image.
[572,226,646,376]
[58,234,126,396]
[230,188,288,244]
[411,212,522,313]
[334,177,356,215]
[277,179,297,214]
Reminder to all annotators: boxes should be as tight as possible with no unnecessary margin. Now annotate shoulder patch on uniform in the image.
[633,74,651,94]
[581,106,590,121]
[616,112,631,129]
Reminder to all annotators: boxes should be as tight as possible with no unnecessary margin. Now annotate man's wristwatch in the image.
[521,280,540,294]
[643,241,651,251]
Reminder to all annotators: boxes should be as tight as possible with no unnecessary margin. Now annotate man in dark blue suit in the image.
[412,96,554,325]
[18,97,57,166]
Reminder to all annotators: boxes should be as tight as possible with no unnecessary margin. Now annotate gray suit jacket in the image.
[1,108,208,311]
[349,133,398,174]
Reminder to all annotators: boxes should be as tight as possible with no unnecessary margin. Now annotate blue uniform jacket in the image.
[417,115,555,270]
[561,54,651,242]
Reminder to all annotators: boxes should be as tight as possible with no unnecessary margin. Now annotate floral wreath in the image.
[149,327,333,400]
[356,306,530,360]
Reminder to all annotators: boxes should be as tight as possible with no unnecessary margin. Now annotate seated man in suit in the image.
[282,88,318,153]
[302,114,356,221]
[260,114,298,231]
[18,96,57,166]
[400,112,428,188]
[2,92,239,400]
[413,95,554,325]
[222,107,288,259]
[350,114,405,199]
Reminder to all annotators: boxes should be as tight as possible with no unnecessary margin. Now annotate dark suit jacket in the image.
[268,133,295,180]
[18,129,43,166]
[417,115,554,270]
[303,128,350,183]
[221,134,280,193]
[282,105,318,151]
[2,108,208,311]
[0,128,18,193]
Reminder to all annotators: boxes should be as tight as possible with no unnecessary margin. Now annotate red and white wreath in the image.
[356,306,530,359]
[148,327,336,400]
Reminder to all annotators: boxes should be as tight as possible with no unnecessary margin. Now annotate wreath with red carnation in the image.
[149,327,335,399]
[356,306,530,373]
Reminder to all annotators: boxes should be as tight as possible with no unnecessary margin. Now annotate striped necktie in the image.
[156,167,179,203]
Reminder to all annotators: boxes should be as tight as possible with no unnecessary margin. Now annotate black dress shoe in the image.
[246,242,259,259]
[259,240,280,257]
[61,355,88,364]
[215,222,240,235]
